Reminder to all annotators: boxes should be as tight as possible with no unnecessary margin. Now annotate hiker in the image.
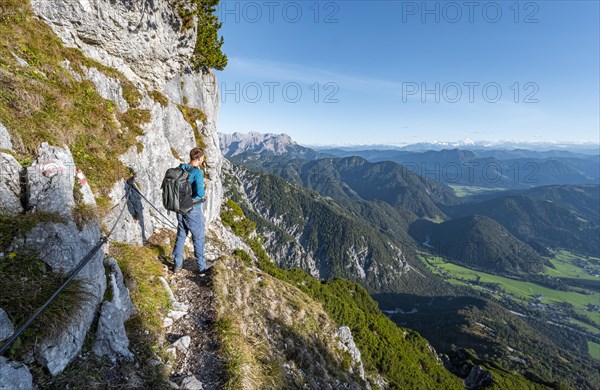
[171,147,207,274]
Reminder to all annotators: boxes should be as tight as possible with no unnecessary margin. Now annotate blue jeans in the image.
[172,207,206,272]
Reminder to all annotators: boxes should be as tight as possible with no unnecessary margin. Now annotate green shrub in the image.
[221,199,256,239]
[173,0,228,71]
[233,249,252,267]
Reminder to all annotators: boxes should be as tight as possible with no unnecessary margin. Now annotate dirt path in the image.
[167,265,225,389]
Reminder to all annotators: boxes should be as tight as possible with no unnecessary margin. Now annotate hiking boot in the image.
[199,266,213,277]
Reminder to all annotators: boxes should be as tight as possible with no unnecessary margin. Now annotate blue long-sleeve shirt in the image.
[180,164,205,206]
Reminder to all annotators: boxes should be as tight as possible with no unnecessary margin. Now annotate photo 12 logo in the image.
[402,82,540,103]
[401,1,539,24]
[221,81,340,103]
[218,1,340,24]
[401,160,539,185]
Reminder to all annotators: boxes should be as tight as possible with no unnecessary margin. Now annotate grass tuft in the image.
[149,90,169,108]
[0,252,92,358]
[176,104,206,149]
[109,242,171,335]
[72,203,98,230]
[118,108,151,136]
[109,240,173,388]
[214,313,265,390]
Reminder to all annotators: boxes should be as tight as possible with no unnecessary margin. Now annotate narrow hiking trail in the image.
[166,265,225,389]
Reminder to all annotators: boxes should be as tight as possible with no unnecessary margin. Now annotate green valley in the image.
[421,254,600,325]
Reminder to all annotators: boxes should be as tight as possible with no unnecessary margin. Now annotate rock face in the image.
[29,0,195,86]
[0,123,13,150]
[29,0,224,245]
[11,143,108,375]
[0,357,33,390]
[92,258,136,362]
[0,309,14,342]
[0,152,23,216]
[164,71,223,225]
[337,326,366,381]
[82,66,129,112]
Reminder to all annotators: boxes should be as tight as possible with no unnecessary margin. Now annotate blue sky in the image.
[215,1,599,146]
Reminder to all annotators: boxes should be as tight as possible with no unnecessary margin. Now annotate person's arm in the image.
[193,169,205,201]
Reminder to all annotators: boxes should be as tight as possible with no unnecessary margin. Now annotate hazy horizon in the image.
[219,131,600,150]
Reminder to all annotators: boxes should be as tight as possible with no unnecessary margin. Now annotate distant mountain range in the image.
[219,132,328,160]
[231,154,459,219]
[318,148,600,189]
[221,131,600,260]
[220,133,600,189]
[311,139,600,154]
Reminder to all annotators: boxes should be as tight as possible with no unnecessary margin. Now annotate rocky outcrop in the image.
[26,143,77,218]
[464,366,493,389]
[0,153,23,216]
[9,143,107,375]
[0,123,13,150]
[337,326,366,382]
[0,357,33,390]
[92,301,134,363]
[180,376,204,390]
[92,257,136,362]
[0,309,14,343]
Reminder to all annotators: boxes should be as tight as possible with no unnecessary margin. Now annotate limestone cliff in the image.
[0,0,225,382]
[29,0,224,238]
